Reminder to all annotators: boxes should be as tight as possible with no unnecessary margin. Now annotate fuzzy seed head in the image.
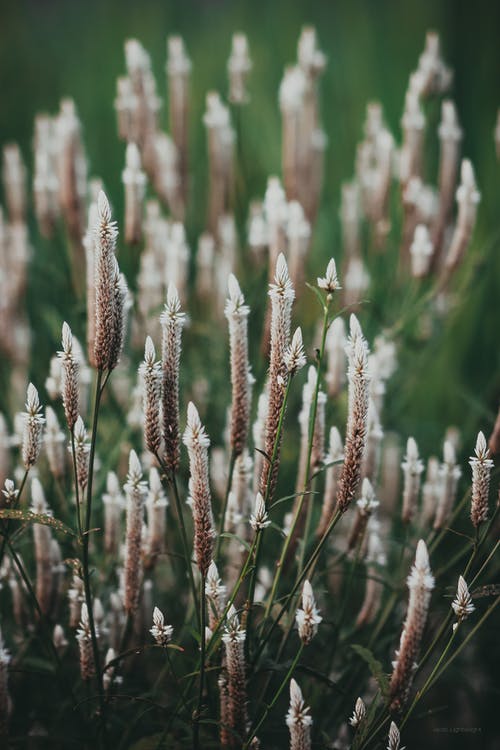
[317,258,341,294]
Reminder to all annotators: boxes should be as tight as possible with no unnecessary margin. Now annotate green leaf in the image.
[0,509,77,537]
[351,643,390,698]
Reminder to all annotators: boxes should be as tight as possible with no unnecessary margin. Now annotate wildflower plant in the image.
[0,19,498,750]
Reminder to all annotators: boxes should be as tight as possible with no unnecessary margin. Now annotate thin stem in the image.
[253,509,342,668]
[193,575,206,750]
[244,374,294,630]
[400,628,458,730]
[165,466,200,629]
[81,368,105,726]
[244,643,304,748]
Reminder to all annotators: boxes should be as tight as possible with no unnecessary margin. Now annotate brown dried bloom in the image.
[469,431,493,527]
[139,336,162,455]
[124,450,147,614]
[183,402,216,577]
[222,605,248,747]
[336,316,370,513]
[260,253,295,500]
[94,190,127,371]
[76,603,96,680]
[225,274,251,456]
[401,437,424,523]
[161,283,186,471]
[389,540,434,713]
[71,416,90,492]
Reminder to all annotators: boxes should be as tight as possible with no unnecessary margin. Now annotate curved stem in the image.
[244,643,304,748]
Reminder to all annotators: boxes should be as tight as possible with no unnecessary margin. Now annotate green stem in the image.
[244,643,304,748]
[266,303,331,622]
[165,466,200,629]
[193,575,206,750]
[81,368,105,728]
[253,509,342,668]
[245,374,294,631]
[400,628,458,730]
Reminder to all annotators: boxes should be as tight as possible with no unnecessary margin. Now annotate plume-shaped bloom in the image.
[249,492,271,531]
[22,383,45,468]
[124,450,147,614]
[389,540,434,713]
[401,437,424,523]
[227,33,252,105]
[58,322,79,429]
[296,580,322,645]
[122,142,146,244]
[336,316,370,513]
[451,575,475,629]
[139,336,162,455]
[145,466,168,563]
[166,35,191,207]
[444,159,480,275]
[285,327,307,375]
[433,440,461,529]
[183,402,215,577]
[225,274,251,456]
[71,416,90,492]
[286,678,312,750]
[317,258,341,295]
[387,721,405,750]
[325,311,347,396]
[94,190,127,371]
[349,697,366,728]
[222,605,248,747]
[76,602,96,680]
[150,606,173,646]
[260,254,295,500]
[160,283,186,471]
[317,426,344,537]
[469,431,493,527]
[206,560,227,630]
[103,471,125,555]
[31,478,53,616]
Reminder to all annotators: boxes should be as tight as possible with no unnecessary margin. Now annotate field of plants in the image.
[0,1,499,748]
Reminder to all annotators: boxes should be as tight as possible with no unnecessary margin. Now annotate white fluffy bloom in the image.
[249,492,271,531]
[150,606,173,646]
[295,580,322,645]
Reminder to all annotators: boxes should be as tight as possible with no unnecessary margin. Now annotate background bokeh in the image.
[1,1,499,747]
